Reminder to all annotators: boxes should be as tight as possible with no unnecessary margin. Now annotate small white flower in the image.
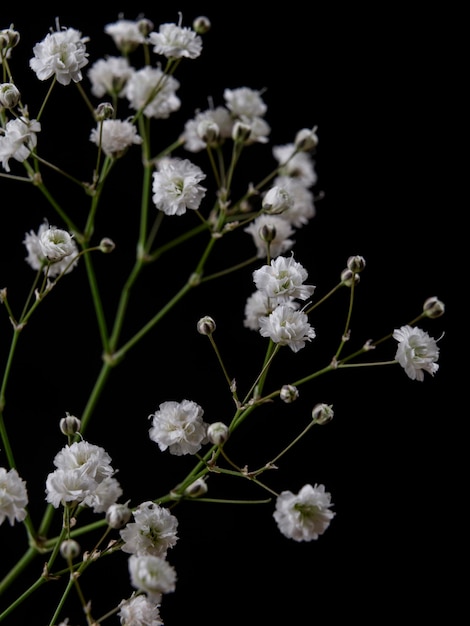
[87,56,134,98]
[149,22,203,59]
[148,399,209,455]
[273,144,317,187]
[125,66,181,119]
[244,214,295,259]
[39,226,76,262]
[90,118,143,158]
[24,221,79,277]
[273,483,335,541]
[104,19,147,54]
[128,554,177,604]
[262,185,294,215]
[182,106,233,152]
[45,440,122,512]
[0,116,41,172]
[252,255,315,303]
[152,157,206,216]
[29,24,89,85]
[393,325,440,381]
[118,593,164,626]
[259,304,316,352]
[0,467,28,526]
[273,175,316,227]
[120,501,179,557]
[224,87,267,119]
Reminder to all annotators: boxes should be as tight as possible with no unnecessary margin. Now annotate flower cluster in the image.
[0,14,444,626]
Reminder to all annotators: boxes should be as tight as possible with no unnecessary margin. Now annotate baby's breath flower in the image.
[259,304,316,352]
[106,502,132,529]
[88,56,133,98]
[207,421,230,445]
[312,403,334,425]
[273,483,335,541]
[262,185,294,215]
[273,144,317,187]
[393,325,440,381]
[149,22,203,59]
[118,593,164,626]
[193,16,211,35]
[24,221,79,277]
[0,116,41,172]
[60,539,81,560]
[120,501,179,557]
[197,315,216,335]
[0,467,28,526]
[39,226,76,263]
[253,255,315,303]
[29,23,89,85]
[128,554,177,604]
[148,399,209,455]
[294,127,319,152]
[244,214,295,258]
[59,413,81,436]
[104,18,147,54]
[184,477,208,498]
[90,118,143,158]
[152,157,206,216]
[125,66,181,119]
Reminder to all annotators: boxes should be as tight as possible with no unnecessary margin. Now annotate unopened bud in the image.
[137,19,154,37]
[232,120,252,143]
[193,16,211,34]
[95,102,114,121]
[346,255,366,273]
[197,316,216,335]
[60,413,81,436]
[259,223,277,243]
[280,384,299,403]
[197,119,220,146]
[106,502,132,529]
[423,296,445,319]
[99,238,116,253]
[184,477,208,498]
[294,127,319,152]
[60,539,81,560]
[341,268,360,287]
[312,403,334,425]
[207,421,230,445]
[262,186,293,215]
[0,83,21,109]
[0,28,20,51]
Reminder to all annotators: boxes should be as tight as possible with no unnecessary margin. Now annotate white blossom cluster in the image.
[0,13,444,626]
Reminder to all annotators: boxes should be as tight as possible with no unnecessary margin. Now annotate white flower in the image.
[149,22,203,59]
[224,87,267,119]
[273,483,335,541]
[262,185,294,215]
[182,106,233,152]
[24,221,79,277]
[393,325,440,381]
[45,440,122,512]
[104,19,147,54]
[118,593,164,626]
[272,175,316,227]
[29,24,89,85]
[87,56,134,98]
[0,116,41,172]
[0,467,28,526]
[39,225,76,262]
[125,66,181,119]
[259,304,316,352]
[128,554,177,604]
[148,399,209,455]
[244,214,295,259]
[252,255,315,303]
[90,119,143,158]
[152,157,206,216]
[120,501,179,557]
[273,144,317,187]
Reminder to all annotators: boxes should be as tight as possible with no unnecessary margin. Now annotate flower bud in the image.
[184,477,208,498]
[193,16,211,34]
[106,502,132,529]
[95,102,114,121]
[0,83,21,109]
[0,28,20,51]
[197,316,216,335]
[312,403,334,425]
[60,539,81,560]
[280,384,299,403]
[207,421,230,445]
[294,127,319,152]
[346,255,366,273]
[423,296,445,319]
[60,413,81,436]
[259,223,277,243]
[197,119,220,146]
[99,238,116,253]
[262,186,293,215]
[341,268,360,287]
[137,18,154,37]
[232,120,252,143]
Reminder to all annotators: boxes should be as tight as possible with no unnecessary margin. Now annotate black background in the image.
[1,6,459,625]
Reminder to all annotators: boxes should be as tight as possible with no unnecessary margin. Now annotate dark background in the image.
[1,6,458,625]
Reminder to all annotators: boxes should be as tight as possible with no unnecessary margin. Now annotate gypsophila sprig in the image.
[0,14,444,625]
